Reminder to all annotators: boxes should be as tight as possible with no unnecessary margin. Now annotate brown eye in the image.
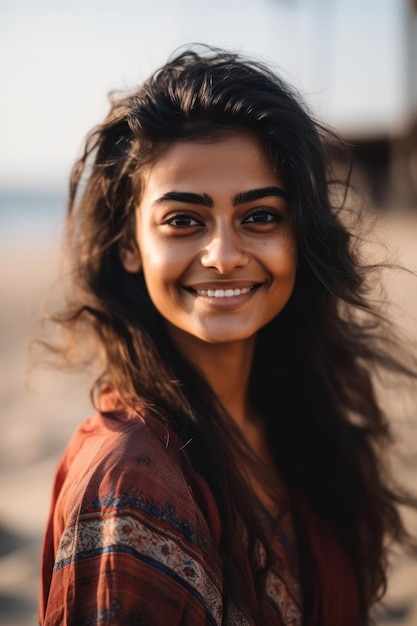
[243,209,283,225]
[162,213,203,228]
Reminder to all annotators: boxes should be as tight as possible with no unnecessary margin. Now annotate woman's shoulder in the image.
[41,398,225,625]
[56,408,187,502]
[51,398,222,553]
[58,387,187,485]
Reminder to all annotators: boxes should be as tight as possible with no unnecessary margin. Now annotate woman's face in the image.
[123,131,297,348]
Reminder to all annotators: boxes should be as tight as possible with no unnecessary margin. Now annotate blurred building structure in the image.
[273,0,417,208]
[345,0,417,208]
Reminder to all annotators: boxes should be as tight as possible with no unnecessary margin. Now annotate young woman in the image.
[38,45,416,626]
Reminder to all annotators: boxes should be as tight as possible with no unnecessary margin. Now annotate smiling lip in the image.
[184,284,262,298]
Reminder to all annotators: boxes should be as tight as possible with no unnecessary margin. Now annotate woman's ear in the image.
[120,245,142,273]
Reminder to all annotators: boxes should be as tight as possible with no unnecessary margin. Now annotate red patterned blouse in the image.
[39,409,303,625]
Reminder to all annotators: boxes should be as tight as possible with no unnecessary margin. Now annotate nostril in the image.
[200,236,249,271]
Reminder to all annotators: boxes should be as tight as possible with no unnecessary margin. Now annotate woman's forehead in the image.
[138,133,284,199]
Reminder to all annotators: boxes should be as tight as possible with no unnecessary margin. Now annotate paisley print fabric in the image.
[39,410,303,625]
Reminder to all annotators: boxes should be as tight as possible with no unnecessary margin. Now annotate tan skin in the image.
[122,131,297,513]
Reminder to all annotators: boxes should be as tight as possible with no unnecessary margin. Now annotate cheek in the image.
[283,244,298,277]
[263,237,297,279]
[140,244,189,302]
[281,231,297,272]
[143,237,198,276]
[140,237,176,273]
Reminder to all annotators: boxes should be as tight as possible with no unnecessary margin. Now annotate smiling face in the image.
[123,131,297,351]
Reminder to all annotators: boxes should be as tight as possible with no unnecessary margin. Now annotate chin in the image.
[197,329,255,344]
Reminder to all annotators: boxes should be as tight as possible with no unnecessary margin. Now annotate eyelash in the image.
[161,208,284,229]
[161,213,202,228]
[242,209,284,225]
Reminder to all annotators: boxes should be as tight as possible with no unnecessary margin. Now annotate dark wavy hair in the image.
[38,45,417,624]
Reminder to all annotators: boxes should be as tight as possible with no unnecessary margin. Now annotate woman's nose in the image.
[200,224,249,274]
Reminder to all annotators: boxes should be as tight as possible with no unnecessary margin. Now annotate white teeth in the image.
[195,286,252,298]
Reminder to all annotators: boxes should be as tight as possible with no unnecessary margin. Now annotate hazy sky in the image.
[0,0,412,189]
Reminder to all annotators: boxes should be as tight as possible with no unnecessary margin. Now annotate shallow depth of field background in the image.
[1,1,417,624]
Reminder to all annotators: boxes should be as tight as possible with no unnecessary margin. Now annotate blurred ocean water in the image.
[0,189,67,243]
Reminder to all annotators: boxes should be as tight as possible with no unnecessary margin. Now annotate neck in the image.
[170,331,257,428]
[168,328,283,512]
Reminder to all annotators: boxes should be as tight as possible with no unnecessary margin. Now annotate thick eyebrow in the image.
[233,186,289,205]
[153,191,213,207]
[153,186,288,209]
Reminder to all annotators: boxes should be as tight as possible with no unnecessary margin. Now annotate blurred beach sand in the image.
[0,209,416,626]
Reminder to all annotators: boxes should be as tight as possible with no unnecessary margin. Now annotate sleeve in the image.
[40,430,224,626]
